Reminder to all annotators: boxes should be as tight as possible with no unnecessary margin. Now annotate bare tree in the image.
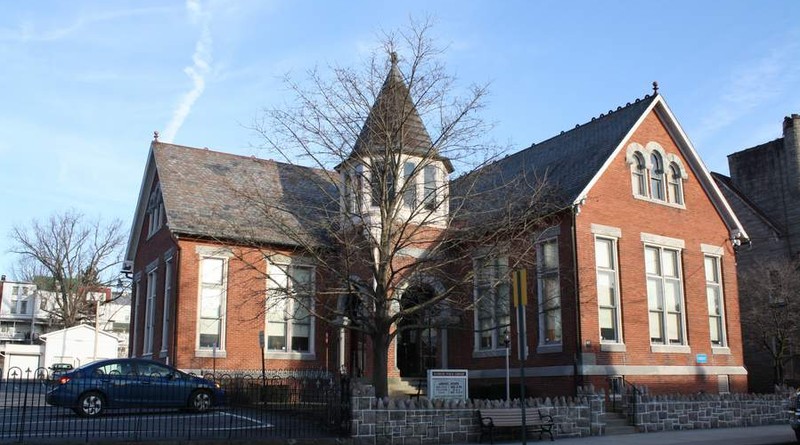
[212,19,565,397]
[739,258,800,386]
[8,210,125,328]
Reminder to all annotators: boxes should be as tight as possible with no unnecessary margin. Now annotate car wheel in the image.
[77,392,105,417]
[189,390,212,413]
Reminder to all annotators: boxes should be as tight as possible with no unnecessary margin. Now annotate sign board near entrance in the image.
[427,369,468,400]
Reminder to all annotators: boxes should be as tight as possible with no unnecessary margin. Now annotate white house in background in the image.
[0,279,50,343]
[39,324,120,370]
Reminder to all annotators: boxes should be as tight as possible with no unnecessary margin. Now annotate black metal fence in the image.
[0,366,351,443]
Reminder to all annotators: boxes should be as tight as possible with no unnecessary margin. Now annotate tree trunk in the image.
[371,330,391,398]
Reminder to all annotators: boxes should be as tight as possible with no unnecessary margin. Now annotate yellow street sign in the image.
[512,269,527,307]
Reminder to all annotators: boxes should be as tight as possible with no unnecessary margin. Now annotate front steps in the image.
[388,377,426,398]
[599,411,638,435]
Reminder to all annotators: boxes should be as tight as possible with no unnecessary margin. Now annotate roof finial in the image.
[390,51,398,66]
[652,81,659,94]
[153,130,160,141]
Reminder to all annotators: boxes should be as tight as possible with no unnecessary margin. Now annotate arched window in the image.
[668,163,683,205]
[649,152,665,201]
[631,152,647,197]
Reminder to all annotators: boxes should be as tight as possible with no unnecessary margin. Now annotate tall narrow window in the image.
[199,257,226,350]
[370,162,395,207]
[144,268,157,355]
[668,163,683,205]
[537,239,561,345]
[403,162,416,209]
[645,246,684,345]
[705,255,726,347]
[161,257,174,353]
[632,152,647,197]
[344,173,354,214]
[423,165,437,210]
[595,237,621,343]
[650,153,665,201]
[267,264,315,353]
[474,256,510,351]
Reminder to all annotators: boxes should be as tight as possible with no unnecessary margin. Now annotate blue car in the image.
[46,358,224,417]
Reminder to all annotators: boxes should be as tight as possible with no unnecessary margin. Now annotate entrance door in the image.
[397,285,437,378]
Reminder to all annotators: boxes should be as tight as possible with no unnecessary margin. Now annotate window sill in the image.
[712,346,731,355]
[265,351,316,361]
[194,349,227,358]
[650,344,690,354]
[537,344,562,354]
[472,349,508,358]
[600,343,626,352]
[632,194,686,209]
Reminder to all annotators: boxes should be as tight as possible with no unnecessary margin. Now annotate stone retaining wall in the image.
[350,384,601,445]
[632,389,793,433]
[350,385,795,443]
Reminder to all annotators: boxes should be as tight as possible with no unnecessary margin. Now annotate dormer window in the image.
[147,185,165,238]
[668,163,683,205]
[626,143,686,208]
[649,152,665,201]
[632,152,647,196]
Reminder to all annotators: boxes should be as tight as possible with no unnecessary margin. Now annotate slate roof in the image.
[153,142,338,247]
[711,172,785,235]
[349,55,453,172]
[454,94,658,209]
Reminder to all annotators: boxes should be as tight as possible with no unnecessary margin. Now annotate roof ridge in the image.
[529,93,658,149]
[153,141,333,174]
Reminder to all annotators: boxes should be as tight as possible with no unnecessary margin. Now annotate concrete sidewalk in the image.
[478,424,796,445]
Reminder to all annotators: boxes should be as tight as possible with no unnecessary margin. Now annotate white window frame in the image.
[423,165,437,211]
[403,161,417,209]
[631,151,647,197]
[649,152,665,201]
[161,254,174,355]
[195,252,229,357]
[595,235,623,346]
[702,246,728,351]
[472,255,510,356]
[265,260,316,360]
[144,265,158,356]
[668,163,684,205]
[537,236,562,351]
[643,237,689,353]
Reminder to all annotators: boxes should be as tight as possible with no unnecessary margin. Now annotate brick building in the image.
[713,114,800,392]
[124,61,748,396]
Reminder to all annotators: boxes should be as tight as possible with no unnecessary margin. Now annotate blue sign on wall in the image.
[696,354,708,364]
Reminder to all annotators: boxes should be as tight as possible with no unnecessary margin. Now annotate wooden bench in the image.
[478,408,554,442]
[408,378,427,400]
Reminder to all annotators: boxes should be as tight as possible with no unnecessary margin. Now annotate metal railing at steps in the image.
[608,376,642,427]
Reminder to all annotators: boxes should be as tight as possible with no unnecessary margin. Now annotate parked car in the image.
[49,363,74,378]
[45,358,224,417]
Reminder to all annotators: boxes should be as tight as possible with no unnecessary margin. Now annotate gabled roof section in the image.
[711,172,785,236]
[455,91,748,240]
[455,94,657,209]
[349,53,453,172]
[124,142,338,263]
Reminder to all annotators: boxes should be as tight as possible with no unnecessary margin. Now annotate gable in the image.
[579,97,748,241]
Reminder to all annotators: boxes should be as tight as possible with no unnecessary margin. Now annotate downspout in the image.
[571,203,583,395]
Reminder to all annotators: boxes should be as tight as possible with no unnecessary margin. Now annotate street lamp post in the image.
[504,330,510,402]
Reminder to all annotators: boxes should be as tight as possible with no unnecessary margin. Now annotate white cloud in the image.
[0,7,172,42]
[697,39,800,140]
[161,0,214,143]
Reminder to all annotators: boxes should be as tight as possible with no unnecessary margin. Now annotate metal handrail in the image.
[608,376,641,426]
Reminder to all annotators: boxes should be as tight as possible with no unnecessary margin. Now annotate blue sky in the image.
[1,1,799,278]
